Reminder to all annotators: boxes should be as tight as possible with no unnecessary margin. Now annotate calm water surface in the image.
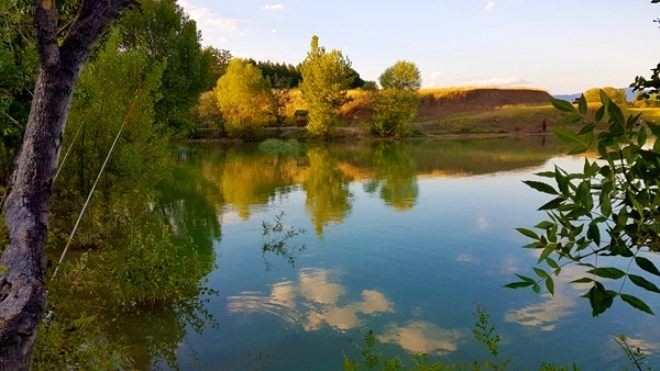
[136,137,658,370]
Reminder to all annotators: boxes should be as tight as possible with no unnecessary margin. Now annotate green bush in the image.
[371,89,419,138]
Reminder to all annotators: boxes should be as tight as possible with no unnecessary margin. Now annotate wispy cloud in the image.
[484,0,495,11]
[179,0,248,45]
[262,4,284,11]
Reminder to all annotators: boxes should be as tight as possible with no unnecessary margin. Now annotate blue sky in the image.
[180,0,660,94]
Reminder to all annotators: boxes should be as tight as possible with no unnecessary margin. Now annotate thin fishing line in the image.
[54,110,89,182]
[51,89,141,281]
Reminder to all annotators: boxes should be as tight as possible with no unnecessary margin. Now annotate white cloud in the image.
[179,0,247,45]
[428,71,443,86]
[484,0,496,11]
[459,76,527,87]
[271,28,278,33]
[262,4,284,11]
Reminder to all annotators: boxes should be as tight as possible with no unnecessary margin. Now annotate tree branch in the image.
[1,111,25,131]
[59,0,138,71]
[34,0,59,68]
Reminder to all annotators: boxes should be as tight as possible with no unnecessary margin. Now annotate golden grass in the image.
[419,86,548,99]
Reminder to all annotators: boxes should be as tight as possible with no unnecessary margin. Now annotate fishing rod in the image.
[51,89,141,281]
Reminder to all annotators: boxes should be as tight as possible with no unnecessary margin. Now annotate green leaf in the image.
[587,267,626,279]
[538,245,554,263]
[535,221,554,229]
[587,224,601,246]
[620,294,654,315]
[535,171,555,178]
[608,103,625,127]
[578,94,587,115]
[635,257,660,276]
[554,167,569,195]
[545,277,555,295]
[600,196,612,217]
[539,197,564,210]
[504,281,534,289]
[516,228,539,240]
[583,283,616,316]
[638,126,648,146]
[551,127,580,144]
[515,274,535,283]
[628,274,660,294]
[534,267,550,279]
[523,180,558,195]
[533,284,541,293]
[571,277,593,284]
[549,97,577,113]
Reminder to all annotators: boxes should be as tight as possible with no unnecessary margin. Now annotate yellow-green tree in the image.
[299,36,353,137]
[583,86,628,105]
[371,61,421,137]
[215,59,274,139]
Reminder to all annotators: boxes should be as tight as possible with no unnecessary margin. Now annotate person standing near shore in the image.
[542,119,548,133]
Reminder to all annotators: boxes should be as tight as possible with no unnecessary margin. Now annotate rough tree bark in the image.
[0,0,137,368]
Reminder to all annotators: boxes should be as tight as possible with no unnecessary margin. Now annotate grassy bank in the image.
[193,87,660,141]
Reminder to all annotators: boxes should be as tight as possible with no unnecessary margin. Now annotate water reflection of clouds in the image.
[378,321,463,355]
[228,267,465,355]
[505,265,589,331]
[227,268,393,332]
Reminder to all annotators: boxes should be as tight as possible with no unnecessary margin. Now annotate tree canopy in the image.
[215,59,274,139]
[299,35,353,136]
[379,61,422,91]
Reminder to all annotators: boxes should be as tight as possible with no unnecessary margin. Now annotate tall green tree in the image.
[201,46,232,90]
[371,61,421,137]
[215,59,274,139]
[299,35,353,137]
[119,0,208,131]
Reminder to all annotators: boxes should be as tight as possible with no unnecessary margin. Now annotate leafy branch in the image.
[507,92,659,317]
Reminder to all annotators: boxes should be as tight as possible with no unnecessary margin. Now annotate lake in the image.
[116,137,659,370]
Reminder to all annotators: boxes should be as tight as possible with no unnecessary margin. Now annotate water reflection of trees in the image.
[303,147,353,235]
[37,153,222,369]
[364,142,419,211]
[190,138,567,237]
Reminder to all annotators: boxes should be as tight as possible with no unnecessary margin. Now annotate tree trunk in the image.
[0,1,137,367]
[0,64,77,369]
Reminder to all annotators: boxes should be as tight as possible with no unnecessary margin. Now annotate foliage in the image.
[271,88,292,126]
[507,92,659,316]
[371,89,419,138]
[362,81,379,91]
[119,0,209,132]
[300,35,353,137]
[248,59,303,89]
[0,0,37,186]
[50,30,167,247]
[33,27,219,370]
[192,91,224,131]
[379,61,422,91]
[371,61,421,138]
[202,46,232,90]
[215,59,274,139]
[261,211,307,270]
[583,87,628,105]
[613,334,653,371]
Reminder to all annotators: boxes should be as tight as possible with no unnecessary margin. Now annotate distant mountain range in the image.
[553,88,637,102]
